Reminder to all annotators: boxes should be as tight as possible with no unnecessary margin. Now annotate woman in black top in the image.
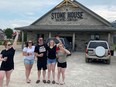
[46,40,58,84]
[0,31,19,87]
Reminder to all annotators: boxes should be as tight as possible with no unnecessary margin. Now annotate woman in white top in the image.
[23,40,35,83]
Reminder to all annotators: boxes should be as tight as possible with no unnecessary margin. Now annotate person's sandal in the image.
[26,81,30,83]
[47,80,50,84]
[60,82,65,85]
[43,80,46,83]
[52,80,55,84]
[36,80,40,84]
[56,82,59,85]
[26,79,31,83]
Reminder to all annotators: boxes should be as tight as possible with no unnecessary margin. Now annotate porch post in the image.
[49,32,51,38]
[22,30,24,49]
[108,33,111,46]
[72,32,75,51]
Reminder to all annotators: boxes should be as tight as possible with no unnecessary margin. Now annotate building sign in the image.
[51,12,83,21]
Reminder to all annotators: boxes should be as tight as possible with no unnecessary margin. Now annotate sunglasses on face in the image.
[39,39,43,41]
[28,42,32,43]
[7,44,12,46]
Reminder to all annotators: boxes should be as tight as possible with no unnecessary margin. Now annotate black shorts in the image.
[57,62,67,68]
[37,60,47,70]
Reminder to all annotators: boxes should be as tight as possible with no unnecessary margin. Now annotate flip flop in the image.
[52,80,55,84]
[43,80,46,83]
[47,80,51,84]
[36,80,40,84]
[60,82,65,85]
[26,79,31,83]
[56,82,60,85]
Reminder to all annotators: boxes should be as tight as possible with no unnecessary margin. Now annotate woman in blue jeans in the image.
[23,40,35,83]
[46,40,58,84]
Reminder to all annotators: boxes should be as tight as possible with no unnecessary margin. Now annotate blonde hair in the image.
[48,40,56,47]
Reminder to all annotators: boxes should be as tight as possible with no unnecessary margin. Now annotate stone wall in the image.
[27,31,113,51]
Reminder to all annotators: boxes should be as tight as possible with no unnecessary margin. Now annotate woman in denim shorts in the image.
[23,40,35,83]
[46,40,59,84]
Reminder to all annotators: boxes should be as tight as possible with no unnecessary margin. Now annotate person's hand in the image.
[39,53,43,57]
[29,53,33,56]
[3,57,7,61]
[56,37,60,40]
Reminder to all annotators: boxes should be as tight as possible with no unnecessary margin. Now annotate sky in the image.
[0,0,116,29]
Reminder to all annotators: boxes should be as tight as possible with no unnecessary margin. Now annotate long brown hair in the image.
[25,40,33,47]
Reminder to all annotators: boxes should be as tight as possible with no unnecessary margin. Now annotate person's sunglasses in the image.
[7,44,12,46]
[39,39,43,41]
[28,42,32,43]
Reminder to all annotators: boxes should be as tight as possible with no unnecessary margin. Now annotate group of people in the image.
[0,33,71,87]
[23,36,71,85]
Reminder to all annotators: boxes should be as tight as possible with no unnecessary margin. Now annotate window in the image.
[88,42,108,49]
[91,34,100,40]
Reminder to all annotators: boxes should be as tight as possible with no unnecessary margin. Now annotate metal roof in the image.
[15,25,116,32]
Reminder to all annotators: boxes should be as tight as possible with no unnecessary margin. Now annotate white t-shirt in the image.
[23,46,35,60]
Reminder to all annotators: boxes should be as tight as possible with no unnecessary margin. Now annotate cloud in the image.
[0,18,35,29]
[88,5,116,22]
[0,0,62,12]
[0,0,116,29]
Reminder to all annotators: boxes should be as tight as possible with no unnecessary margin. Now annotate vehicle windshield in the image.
[88,42,108,49]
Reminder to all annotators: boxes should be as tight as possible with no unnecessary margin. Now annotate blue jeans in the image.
[24,59,34,65]
[47,58,56,64]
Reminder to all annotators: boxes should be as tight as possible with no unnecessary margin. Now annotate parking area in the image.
[1,46,116,87]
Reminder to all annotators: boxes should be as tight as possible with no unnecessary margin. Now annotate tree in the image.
[4,28,13,39]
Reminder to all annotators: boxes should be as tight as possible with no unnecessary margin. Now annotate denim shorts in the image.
[24,59,34,65]
[47,58,56,64]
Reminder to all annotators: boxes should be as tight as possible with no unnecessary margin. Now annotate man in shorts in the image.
[34,37,47,84]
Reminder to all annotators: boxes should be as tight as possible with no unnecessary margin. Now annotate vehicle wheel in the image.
[106,59,111,64]
[85,58,89,63]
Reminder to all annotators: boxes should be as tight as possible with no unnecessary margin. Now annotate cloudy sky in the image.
[0,0,116,29]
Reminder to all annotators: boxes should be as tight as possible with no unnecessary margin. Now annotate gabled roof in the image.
[15,0,116,32]
[31,0,112,27]
[15,25,116,32]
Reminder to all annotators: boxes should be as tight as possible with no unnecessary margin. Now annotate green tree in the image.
[4,28,13,39]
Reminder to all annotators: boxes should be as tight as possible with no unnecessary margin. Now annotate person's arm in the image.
[12,31,20,49]
[56,37,62,43]
[63,48,71,55]
[0,54,3,61]
[22,47,28,56]
[0,54,7,61]
[34,52,43,57]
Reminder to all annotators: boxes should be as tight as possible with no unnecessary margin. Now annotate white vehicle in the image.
[85,40,111,64]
